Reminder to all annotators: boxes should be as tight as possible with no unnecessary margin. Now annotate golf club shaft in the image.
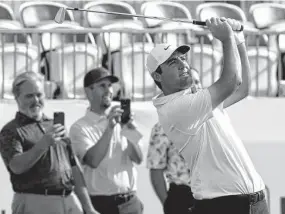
[66,7,244,31]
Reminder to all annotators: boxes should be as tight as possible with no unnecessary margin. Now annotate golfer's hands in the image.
[40,124,67,149]
[221,17,245,45]
[107,105,123,129]
[206,17,234,42]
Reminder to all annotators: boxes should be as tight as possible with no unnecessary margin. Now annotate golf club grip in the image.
[192,20,244,32]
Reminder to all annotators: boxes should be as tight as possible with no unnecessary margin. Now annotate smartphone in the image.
[53,112,65,126]
[120,98,131,124]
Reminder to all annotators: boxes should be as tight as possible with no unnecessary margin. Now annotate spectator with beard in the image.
[69,67,144,214]
[0,71,98,214]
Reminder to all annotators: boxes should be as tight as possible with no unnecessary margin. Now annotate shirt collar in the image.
[85,108,107,122]
[15,111,51,125]
[152,88,195,107]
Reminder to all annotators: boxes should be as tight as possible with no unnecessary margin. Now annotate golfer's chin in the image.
[179,78,192,88]
[28,110,43,121]
[180,83,192,90]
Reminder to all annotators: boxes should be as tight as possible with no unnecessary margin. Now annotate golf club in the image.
[54,7,244,31]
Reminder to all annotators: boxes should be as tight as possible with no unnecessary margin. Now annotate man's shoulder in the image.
[0,119,20,144]
[152,123,165,135]
[153,88,202,107]
[150,123,170,146]
[0,118,18,135]
[153,91,179,106]
[70,116,89,129]
[69,115,100,135]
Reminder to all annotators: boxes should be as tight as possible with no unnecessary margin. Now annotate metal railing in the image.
[0,26,284,100]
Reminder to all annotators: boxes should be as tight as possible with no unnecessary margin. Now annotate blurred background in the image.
[1,0,285,214]
[0,0,285,100]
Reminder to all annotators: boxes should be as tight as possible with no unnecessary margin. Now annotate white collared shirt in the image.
[69,109,137,196]
[153,88,265,199]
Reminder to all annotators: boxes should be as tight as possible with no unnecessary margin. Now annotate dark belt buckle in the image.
[121,194,128,203]
[249,192,259,204]
[115,194,122,204]
[116,193,130,205]
[125,194,131,202]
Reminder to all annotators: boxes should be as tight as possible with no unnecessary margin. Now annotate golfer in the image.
[146,17,269,214]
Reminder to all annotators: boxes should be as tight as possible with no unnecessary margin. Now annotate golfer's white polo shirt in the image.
[69,109,137,196]
[153,88,265,200]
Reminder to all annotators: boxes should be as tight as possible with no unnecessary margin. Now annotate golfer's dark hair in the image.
[153,66,162,90]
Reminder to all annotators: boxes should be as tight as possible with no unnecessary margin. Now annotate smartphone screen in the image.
[53,112,65,126]
[120,98,131,124]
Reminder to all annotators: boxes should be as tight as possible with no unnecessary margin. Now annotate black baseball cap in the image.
[83,67,119,88]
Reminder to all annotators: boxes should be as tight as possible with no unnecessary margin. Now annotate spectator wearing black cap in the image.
[69,67,144,214]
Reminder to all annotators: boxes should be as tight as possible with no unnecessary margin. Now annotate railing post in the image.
[0,25,279,100]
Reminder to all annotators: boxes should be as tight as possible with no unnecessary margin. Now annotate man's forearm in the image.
[223,42,250,108]
[126,140,143,164]
[237,42,251,95]
[221,36,242,85]
[72,164,97,213]
[84,126,114,168]
[150,169,168,205]
[9,142,48,174]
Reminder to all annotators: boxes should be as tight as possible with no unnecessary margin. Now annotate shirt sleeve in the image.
[69,123,97,163]
[146,124,169,170]
[0,128,23,167]
[165,89,213,135]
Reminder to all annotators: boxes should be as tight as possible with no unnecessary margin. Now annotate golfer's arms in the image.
[208,36,242,109]
[223,42,251,108]
[150,169,168,205]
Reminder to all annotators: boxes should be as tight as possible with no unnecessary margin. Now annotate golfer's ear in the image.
[152,72,161,82]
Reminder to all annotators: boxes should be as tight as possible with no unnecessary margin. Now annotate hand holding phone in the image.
[120,98,131,124]
[53,112,65,126]
[53,112,66,138]
[40,124,66,148]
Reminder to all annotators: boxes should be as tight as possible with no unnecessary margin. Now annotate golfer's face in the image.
[160,51,196,92]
